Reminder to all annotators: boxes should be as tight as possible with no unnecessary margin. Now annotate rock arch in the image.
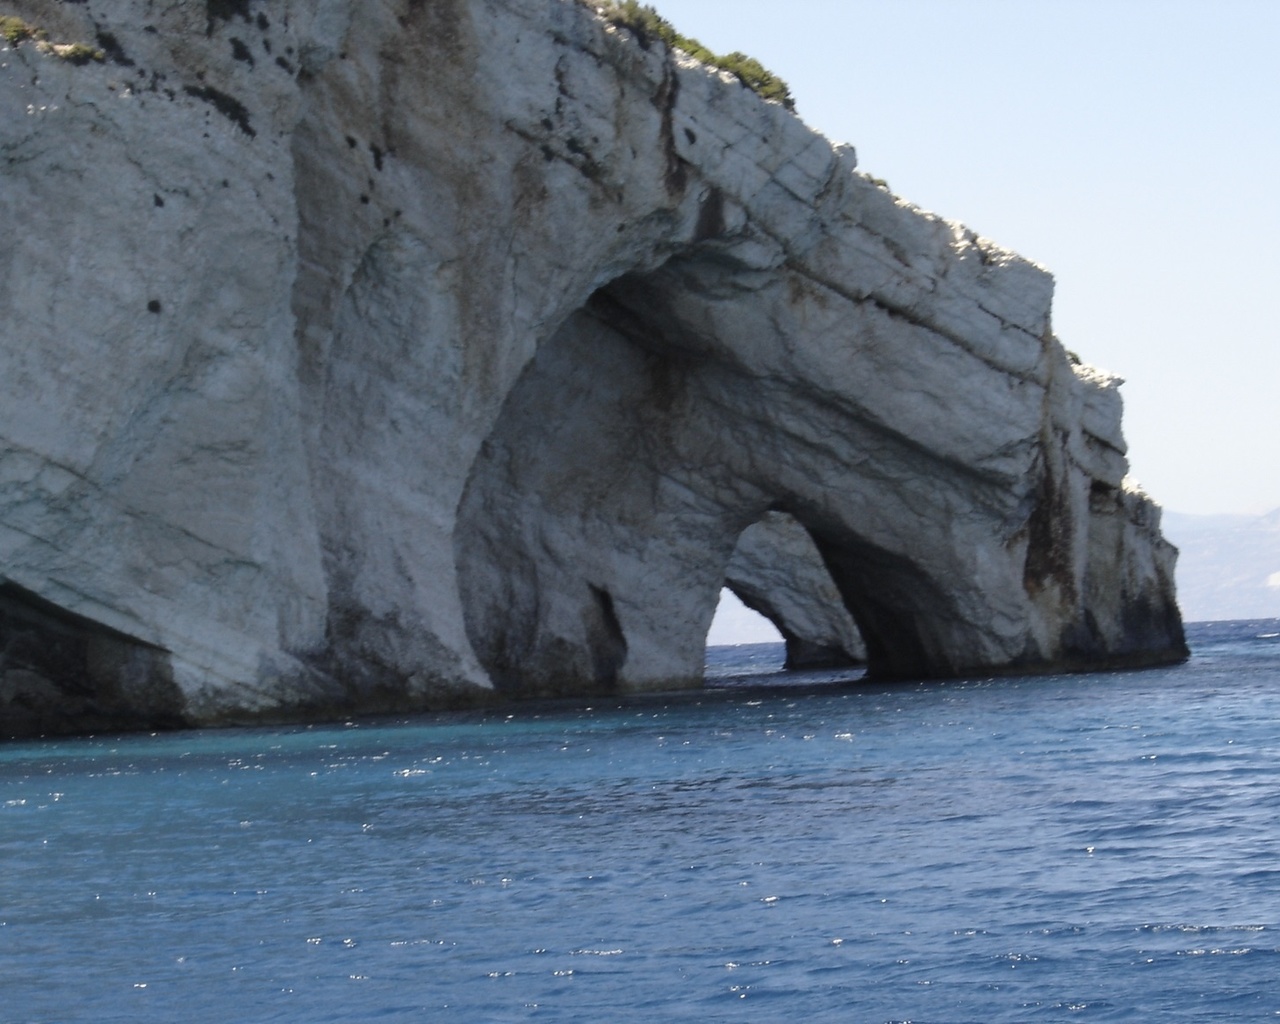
[723,511,865,670]
[455,242,1073,693]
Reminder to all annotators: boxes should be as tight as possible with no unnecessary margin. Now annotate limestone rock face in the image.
[0,0,1185,736]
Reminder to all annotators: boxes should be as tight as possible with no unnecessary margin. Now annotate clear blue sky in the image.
[658,0,1280,518]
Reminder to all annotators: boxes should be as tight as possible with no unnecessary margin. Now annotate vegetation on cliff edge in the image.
[0,14,39,44]
[588,1,794,110]
[0,15,104,63]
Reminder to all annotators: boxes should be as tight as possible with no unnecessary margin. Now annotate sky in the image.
[678,0,1280,643]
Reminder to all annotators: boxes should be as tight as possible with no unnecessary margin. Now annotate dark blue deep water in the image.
[4,620,1280,1022]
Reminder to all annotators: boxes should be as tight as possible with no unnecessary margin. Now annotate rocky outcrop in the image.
[0,0,1185,737]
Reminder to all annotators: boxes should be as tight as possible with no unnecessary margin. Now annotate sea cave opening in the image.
[0,580,184,739]
[705,510,868,677]
[456,251,975,696]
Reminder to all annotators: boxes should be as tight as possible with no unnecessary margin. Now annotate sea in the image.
[3,619,1280,1023]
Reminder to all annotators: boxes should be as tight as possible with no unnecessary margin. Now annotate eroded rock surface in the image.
[0,0,1185,736]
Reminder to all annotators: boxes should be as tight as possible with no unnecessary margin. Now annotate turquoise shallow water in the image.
[3,620,1280,1022]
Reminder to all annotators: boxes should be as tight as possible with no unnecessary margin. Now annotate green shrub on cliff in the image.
[711,50,791,108]
[0,15,103,62]
[591,1,794,109]
[1,15,42,45]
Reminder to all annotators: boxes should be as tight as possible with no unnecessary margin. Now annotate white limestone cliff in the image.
[0,0,1185,737]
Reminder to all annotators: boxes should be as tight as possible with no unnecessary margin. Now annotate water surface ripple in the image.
[3,620,1280,1022]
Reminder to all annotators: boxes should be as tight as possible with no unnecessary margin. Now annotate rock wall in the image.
[0,0,1185,736]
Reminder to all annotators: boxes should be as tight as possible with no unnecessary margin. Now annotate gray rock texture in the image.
[0,0,1185,736]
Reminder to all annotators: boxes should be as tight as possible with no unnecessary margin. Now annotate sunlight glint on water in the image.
[3,620,1280,1022]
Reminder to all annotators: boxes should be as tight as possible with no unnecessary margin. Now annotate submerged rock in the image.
[0,0,1185,737]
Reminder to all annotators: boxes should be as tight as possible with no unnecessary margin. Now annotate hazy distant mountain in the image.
[1162,509,1280,623]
